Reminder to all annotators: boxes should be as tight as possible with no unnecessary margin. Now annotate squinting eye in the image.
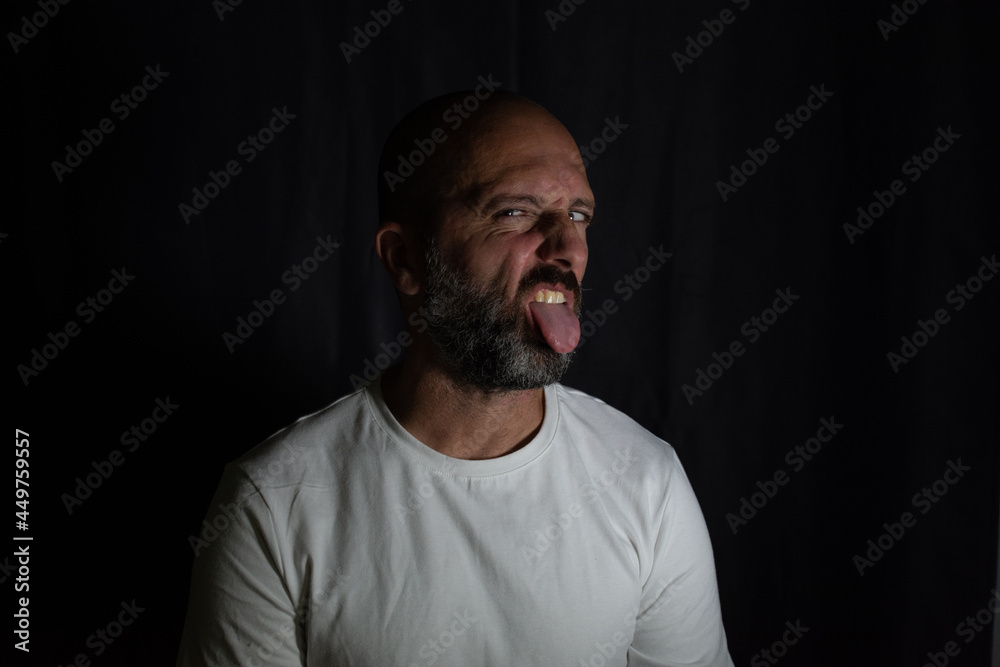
[569,211,590,223]
[497,209,525,217]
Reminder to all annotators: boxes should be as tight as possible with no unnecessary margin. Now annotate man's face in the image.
[419,107,594,392]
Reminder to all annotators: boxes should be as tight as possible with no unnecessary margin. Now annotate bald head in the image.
[377,91,582,233]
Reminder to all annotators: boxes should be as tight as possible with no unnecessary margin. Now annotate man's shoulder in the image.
[231,385,373,490]
[554,383,667,442]
[551,384,699,534]
[553,383,682,470]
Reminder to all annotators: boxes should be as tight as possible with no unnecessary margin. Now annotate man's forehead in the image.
[454,140,592,207]
[467,178,595,211]
[377,91,591,225]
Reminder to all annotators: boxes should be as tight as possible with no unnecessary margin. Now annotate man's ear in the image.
[375,221,423,296]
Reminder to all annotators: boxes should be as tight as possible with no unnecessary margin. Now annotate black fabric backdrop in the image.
[6,0,999,664]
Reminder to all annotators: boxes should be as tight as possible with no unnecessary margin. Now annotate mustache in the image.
[518,265,582,302]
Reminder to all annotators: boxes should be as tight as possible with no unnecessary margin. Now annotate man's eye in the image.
[497,209,525,218]
[569,211,591,223]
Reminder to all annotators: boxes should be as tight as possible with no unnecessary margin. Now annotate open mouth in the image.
[524,285,579,354]
[531,289,567,304]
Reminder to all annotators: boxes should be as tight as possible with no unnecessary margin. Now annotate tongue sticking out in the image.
[528,302,581,353]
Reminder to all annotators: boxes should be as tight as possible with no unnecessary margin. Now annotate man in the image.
[178,91,734,666]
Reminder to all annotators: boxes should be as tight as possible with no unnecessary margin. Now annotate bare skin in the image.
[375,101,594,460]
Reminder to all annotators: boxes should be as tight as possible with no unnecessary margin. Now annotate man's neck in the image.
[379,356,546,460]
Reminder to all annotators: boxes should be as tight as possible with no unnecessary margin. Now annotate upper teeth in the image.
[533,289,566,304]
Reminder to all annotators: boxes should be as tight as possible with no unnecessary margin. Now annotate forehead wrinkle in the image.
[438,112,593,218]
[469,160,591,202]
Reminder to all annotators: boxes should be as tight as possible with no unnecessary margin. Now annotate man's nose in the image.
[537,213,588,275]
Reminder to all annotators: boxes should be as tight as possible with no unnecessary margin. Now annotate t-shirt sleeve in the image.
[176,464,304,667]
[627,450,735,667]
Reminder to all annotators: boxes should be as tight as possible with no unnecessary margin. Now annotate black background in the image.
[6,0,998,665]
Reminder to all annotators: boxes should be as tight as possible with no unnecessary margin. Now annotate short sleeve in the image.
[627,451,734,667]
[177,465,304,667]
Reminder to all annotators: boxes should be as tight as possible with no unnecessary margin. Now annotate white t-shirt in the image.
[178,380,734,667]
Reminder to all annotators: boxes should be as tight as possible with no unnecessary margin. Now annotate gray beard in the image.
[420,237,579,393]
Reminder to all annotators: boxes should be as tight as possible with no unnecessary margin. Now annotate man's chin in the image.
[481,353,574,394]
[437,340,574,394]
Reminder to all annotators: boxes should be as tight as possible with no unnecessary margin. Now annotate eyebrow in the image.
[476,193,596,215]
